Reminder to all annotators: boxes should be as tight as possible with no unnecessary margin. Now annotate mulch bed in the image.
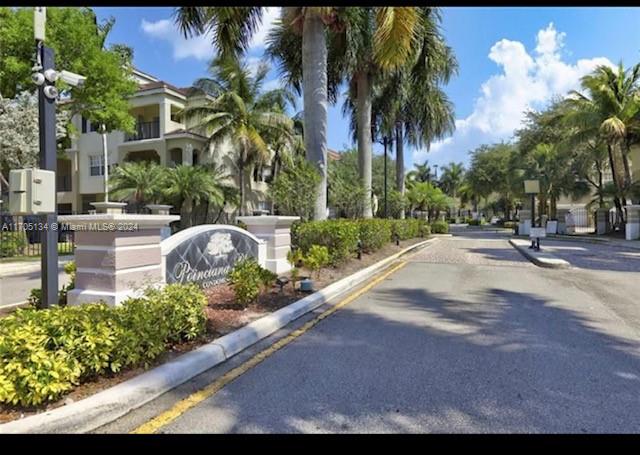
[0,237,426,424]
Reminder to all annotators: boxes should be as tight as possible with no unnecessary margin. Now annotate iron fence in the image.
[0,213,75,259]
[568,207,595,234]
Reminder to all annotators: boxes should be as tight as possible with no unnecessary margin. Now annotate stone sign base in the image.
[237,215,300,274]
[59,213,179,306]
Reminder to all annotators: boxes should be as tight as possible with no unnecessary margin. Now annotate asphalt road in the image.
[99,232,640,433]
[0,269,69,308]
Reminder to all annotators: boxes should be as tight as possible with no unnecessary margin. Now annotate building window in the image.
[89,121,99,133]
[81,116,88,134]
[89,155,104,176]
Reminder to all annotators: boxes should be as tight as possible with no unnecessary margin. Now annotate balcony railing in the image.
[57,175,72,192]
[124,120,160,142]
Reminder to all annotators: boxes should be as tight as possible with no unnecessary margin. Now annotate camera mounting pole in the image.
[35,7,59,308]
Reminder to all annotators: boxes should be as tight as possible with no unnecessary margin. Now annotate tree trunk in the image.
[181,198,193,229]
[239,161,246,216]
[622,141,632,189]
[302,14,328,220]
[356,70,373,219]
[395,123,405,219]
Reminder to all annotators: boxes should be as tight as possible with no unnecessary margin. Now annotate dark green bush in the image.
[0,230,28,257]
[503,221,517,229]
[227,258,275,307]
[294,220,359,265]
[0,283,207,407]
[389,219,421,240]
[357,219,392,252]
[468,219,482,226]
[431,220,449,234]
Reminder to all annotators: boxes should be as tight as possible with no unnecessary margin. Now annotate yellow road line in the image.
[131,260,408,434]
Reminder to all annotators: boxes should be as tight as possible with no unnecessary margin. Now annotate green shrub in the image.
[0,230,28,258]
[227,258,269,307]
[294,220,359,265]
[0,284,207,407]
[503,221,517,229]
[431,220,449,234]
[304,245,330,277]
[357,219,392,252]
[28,260,77,309]
[419,222,431,237]
[389,219,421,240]
[269,156,321,221]
[468,219,482,226]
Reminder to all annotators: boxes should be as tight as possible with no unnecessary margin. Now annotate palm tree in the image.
[180,56,294,216]
[164,165,225,229]
[109,161,167,212]
[268,7,433,219]
[406,160,433,184]
[176,6,340,220]
[563,62,640,224]
[369,7,456,211]
[439,162,465,198]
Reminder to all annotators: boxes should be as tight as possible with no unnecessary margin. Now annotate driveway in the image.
[99,232,640,433]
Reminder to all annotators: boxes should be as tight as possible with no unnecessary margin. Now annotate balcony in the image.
[57,175,72,192]
[124,120,160,142]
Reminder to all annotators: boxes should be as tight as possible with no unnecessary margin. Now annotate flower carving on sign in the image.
[206,232,235,258]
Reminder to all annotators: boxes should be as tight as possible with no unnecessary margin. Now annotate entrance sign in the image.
[161,225,266,288]
[530,227,546,238]
[524,180,540,194]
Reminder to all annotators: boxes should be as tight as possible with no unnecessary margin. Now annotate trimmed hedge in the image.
[431,220,449,234]
[357,219,392,253]
[0,283,207,407]
[293,218,432,264]
[293,219,359,265]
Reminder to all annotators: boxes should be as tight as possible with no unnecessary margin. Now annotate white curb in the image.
[0,237,436,434]
[509,238,571,269]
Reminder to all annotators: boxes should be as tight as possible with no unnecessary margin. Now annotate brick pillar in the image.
[596,208,610,235]
[556,207,570,234]
[237,215,300,274]
[625,205,640,240]
[519,209,531,235]
[58,212,179,306]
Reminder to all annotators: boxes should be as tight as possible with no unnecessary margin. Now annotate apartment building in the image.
[58,68,270,215]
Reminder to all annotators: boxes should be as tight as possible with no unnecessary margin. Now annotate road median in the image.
[509,238,571,269]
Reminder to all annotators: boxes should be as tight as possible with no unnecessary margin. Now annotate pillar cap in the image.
[59,213,180,230]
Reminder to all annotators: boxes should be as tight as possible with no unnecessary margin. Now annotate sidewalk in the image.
[0,255,74,278]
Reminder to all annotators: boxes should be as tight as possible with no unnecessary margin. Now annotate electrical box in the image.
[9,168,56,215]
[34,7,46,42]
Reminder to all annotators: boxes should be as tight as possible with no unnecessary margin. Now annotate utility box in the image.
[9,168,56,215]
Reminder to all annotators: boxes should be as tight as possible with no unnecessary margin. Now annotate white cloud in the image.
[140,8,281,62]
[413,23,614,168]
[141,18,213,61]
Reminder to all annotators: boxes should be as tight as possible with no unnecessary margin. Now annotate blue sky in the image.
[94,6,640,173]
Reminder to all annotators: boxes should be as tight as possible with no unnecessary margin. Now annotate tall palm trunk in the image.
[356,70,373,219]
[302,14,328,220]
[607,143,626,225]
[395,123,405,219]
[238,161,246,216]
[181,198,193,229]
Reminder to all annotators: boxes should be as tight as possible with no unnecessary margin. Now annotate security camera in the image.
[43,85,58,100]
[32,72,45,86]
[59,70,86,88]
[43,69,58,83]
